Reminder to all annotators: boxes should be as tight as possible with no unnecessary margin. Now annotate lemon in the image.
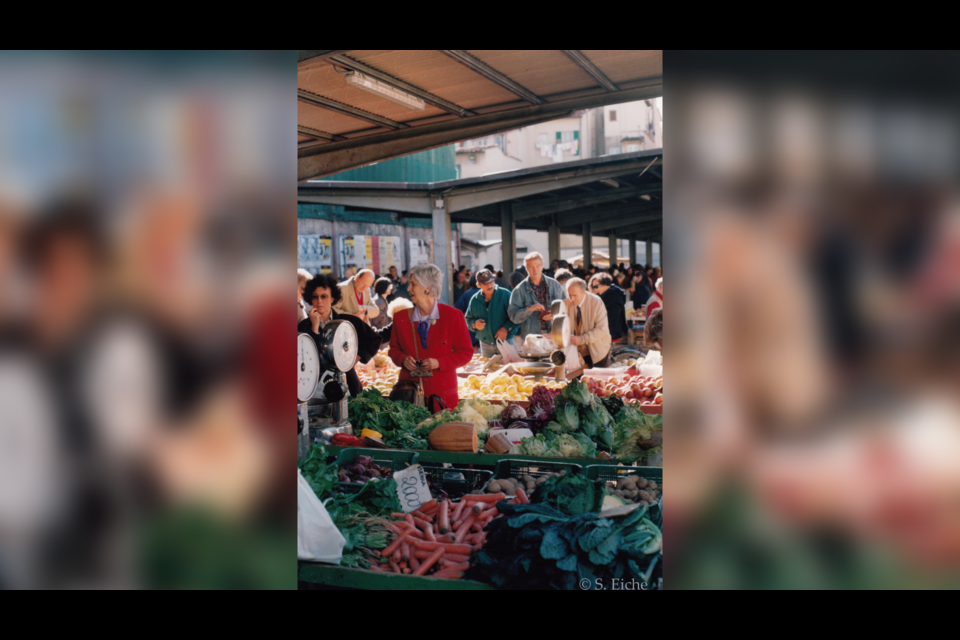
[505,385,518,395]
[480,385,492,395]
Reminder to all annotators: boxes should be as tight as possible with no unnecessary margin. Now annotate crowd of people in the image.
[297,254,663,412]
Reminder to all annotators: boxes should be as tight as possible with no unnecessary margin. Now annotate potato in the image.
[613,490,623,497]
[521,475,533,485]
[487,481,502,493]
[620,481,637,493]
[558,470,566,477]
[625,475,640,484]
[638,500,649,506]
[637,478,648,489]
[503,484,516,496]
[536,476,548,485]
[525,481,536,492]
[647,480,658,490]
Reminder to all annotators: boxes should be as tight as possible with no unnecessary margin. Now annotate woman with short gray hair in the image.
[388,262,474,412]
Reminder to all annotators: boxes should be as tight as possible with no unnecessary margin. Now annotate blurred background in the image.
[0,51,294,588]
[666,51,960,588]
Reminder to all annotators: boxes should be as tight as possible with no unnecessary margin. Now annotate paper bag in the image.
[497,338,520,363]
[297,468,346,563]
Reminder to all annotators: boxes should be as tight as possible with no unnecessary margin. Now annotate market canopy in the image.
[298,50,662,181]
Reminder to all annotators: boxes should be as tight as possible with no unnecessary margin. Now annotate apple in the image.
[654,393,662,405]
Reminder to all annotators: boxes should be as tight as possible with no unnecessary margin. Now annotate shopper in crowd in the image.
[546,259,559,278]
[644,308,662,352]
[453,268,469,303]
[465,269,519,358]
[633,271,653,310]
[508,270,524,290]
[563,277,611,369]
[553,268,572,285]
[388,264,473,412]
[646,277,663,319]
[387,266,401,297]
[593,272,629,344]
[298,268,312,323]
[392,270,411,301]
[387,296,413,319]
[483,264,509,290]
[298,274,387,397]
[335,268,379,324]
[370,277,393,330]
[454,274,480,347]
[508,251,567,341]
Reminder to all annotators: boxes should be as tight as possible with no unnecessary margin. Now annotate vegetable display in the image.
[348,389,432,450]
[610,404,663,462]
[602,476,661,506]
[466,501,662,589]
[337,454,396,484]
[529,473,604,516]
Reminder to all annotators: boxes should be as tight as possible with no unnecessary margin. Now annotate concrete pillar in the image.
[645,239,652,267]
[500,202,516,274]
[656,237,662,268]
[548,218,560,265]
[432,199,452,304]
[629,234,637,266]
[608,233,618,271]
[582,222,592,270]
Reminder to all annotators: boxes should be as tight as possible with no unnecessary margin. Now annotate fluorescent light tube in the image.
[345,71,425,111]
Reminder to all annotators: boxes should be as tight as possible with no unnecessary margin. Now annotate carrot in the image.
[409,554,421,571]
[413,548,444,576]
[402,568,412,574]
[419,499,438,512]
[463,493,505,503]
[384,522,406,536]
[472,502,486,514]
[443,552,471,563]
[471,522,483,533]
[367,563,385,572]
[444,534,458,543]
[424,523,437,542]
[431,570,463,579]
[405,527,425,540]
[390,513,407,519]
[400,542,411,564]
[414,549,469,562]
[451,500,466,521]
[438,501,450,534]
[392,548,401,563]
[404,514,415,528]
[411,539,473,555]
[441,562,470,573]
[380,532,409,558]
[455,514,477,543]
[399,561,408,569]
[413,516,431,531]
[515,487,529,504]
[389,560,401,574]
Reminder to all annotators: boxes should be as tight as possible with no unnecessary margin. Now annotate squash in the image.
[428,421,478,453]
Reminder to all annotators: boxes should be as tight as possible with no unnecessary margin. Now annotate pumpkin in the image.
[428,421,478,453]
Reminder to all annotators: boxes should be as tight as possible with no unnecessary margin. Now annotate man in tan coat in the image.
[563,277,612,369]
[335,269,379,323]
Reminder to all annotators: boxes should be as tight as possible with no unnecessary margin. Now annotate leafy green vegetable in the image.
[530,473,603,516]
[298,444,339,498]
[348,389,431,449]
[466,501,662,590]
[613,407,662,463]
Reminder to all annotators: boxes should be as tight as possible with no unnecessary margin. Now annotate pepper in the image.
[331,434,363,447]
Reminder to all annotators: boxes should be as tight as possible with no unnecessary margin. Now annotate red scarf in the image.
[355,286,364,308]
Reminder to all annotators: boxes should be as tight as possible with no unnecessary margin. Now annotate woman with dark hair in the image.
[632,271,653,311]
[297,274,390,397]
[644,308,662,352]
[370,277,393,330]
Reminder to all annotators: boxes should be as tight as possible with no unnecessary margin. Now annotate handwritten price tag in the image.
[393,464,433,513]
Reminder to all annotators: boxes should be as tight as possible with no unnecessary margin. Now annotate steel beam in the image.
[590,212,661,232]
[512,185,661,221]
[548,219,560,264]
[447,165,655,213]
[298,125,344,142]
[500,202,516,274]
[298,193,432,216]
[555,203,657,229]
[629,234,637,266]
[440,50,544,105]
[561,50,619,92]
[328,55,477,117]
[609,233,619,269]
[433,203,453,304]
[298,83,662,180]
[298,89,407,130]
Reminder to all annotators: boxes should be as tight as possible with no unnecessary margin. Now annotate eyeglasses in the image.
[590,285,599,290]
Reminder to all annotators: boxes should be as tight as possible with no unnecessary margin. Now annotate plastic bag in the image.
[297,468,346,563]
[497,338,520,363]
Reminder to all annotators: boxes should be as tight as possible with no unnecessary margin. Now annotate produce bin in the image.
[420,464,493,499]
[491,458,583,482]
[335,447,418,471]
[584,464,661,487]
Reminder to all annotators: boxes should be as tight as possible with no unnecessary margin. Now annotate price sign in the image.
[393,464,433,513]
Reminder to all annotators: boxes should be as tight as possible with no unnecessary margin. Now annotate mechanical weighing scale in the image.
[297,319,359,460]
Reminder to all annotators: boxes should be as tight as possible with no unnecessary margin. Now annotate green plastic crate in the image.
[585,464,661,506]
[420,464,492,500]
[335,448,418,490]
[491,459,582,482]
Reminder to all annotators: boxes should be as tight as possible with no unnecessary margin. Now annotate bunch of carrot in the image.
[367,488,530,579]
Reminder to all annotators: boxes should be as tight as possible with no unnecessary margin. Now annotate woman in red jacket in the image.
[389,264,473,412]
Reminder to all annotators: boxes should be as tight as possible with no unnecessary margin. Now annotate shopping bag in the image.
[297,468,346,563]
[497,338,521,363]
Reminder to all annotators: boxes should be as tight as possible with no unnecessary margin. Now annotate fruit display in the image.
[356,348,400,395]
[582,372,662,407]
[460,372,566,402]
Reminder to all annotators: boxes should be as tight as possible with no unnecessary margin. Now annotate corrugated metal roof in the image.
[298,50,662,180]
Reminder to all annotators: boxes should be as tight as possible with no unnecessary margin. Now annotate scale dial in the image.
[552,314,571,349]
[298,333,320,402]
[330,320,359,372]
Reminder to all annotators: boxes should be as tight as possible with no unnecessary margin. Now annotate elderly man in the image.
[508,252,567,341]
[563,277,612,369]
[465,269,519,358]
[335,268,379,323]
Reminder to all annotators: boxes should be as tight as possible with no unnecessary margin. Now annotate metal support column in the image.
[582,222,592,270]
[500,202,516,274]
[432,199,453,304]
[608,233,618,270]
[629,234,637,267]
[645,240,652,267]
[548,217,560,265]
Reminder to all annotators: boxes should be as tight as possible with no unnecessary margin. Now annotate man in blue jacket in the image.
[454,274,480,347]
[465,269,519,358]
[508,252,567,342]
